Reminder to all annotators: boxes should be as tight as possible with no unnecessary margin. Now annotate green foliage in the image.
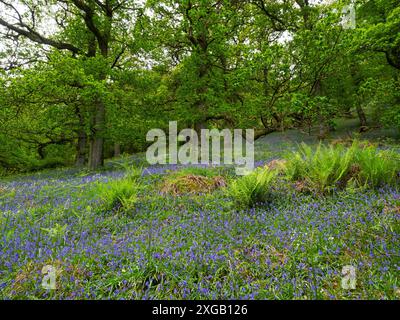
[31,157,69,171]
[1,132,400,299]
[40,223,68,242]
[1,0,400,301]
[228,167,278,208]
[285,141,400,193]
[0,0,399,173]
[354,146,400,188]
[97,168,143,213]
[285,143,354,193]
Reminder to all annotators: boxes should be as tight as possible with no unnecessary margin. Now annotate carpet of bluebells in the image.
[0,138,399,300]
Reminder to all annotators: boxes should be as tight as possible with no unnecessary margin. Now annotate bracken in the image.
[161,174,227,196]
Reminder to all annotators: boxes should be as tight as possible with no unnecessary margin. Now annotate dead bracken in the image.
[265,159,287,171]
[161,174,227,196]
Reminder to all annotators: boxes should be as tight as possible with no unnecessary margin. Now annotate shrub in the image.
[32,157,67,170]
[285,143,354,193]
[354,147,400,188]
[285,141,400,193]
[97,168,143,213]
[228,167,278,208]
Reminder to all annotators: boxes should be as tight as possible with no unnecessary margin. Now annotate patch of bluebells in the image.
[0,162,399,300]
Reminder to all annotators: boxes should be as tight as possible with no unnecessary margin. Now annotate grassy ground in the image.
[0,120,399,300]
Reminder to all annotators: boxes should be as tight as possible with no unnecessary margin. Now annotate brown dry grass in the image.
[161,174,227,196]
[265,159,287,171]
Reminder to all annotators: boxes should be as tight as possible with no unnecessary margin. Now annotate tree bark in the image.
[75,130,87,166]
[385,50,400,71]
[74,105,87,166]
[114,143,121,158]
[313,79,329,140]
[88,99,105,170]
[38,144,46,160]
[73,0,111,170]
[88,137,103,169]
[254,128,275,140]
[356,104,368,131]
[194,120,207,135]
[193,59,209,137]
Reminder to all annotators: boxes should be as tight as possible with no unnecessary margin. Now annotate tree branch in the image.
[0,17,81,54]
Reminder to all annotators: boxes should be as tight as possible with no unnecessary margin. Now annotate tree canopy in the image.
[0,0,399,172]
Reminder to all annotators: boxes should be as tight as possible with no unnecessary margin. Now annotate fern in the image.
[285,141,400,193]
[97,168,143,213]
[228,167,278,208]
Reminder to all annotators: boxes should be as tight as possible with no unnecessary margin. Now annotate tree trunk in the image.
[88,99,105,170]
[114,143,121,158]
[38,144,46,160]
[254,128,275,140]
[88,137,104,170]
[314,79,329,140]
[318,120,328,140]
[74,105,87,166]
[194,120,207,136]
[350,62,368,131]
[193,49,209,140]
[75,130,87,166]
[385,49,400,71]
[356,104,368,132]
[88,45,108,170]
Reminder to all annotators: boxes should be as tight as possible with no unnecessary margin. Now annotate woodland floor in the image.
[0,118,399,299]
